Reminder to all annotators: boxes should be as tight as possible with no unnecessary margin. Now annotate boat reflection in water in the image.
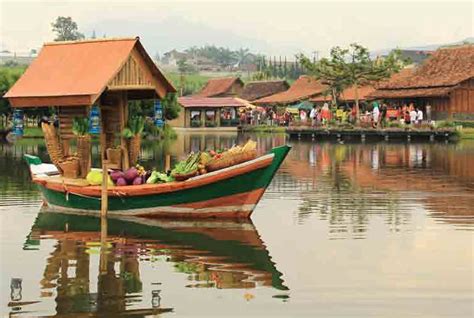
[19,209,287,317]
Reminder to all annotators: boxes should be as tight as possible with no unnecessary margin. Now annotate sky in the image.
[0,0,472,58]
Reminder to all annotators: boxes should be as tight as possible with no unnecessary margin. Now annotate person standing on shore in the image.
[410,108,417,125]
[417,107,423,124]
[372,104,380,128]
[310,105,317,126]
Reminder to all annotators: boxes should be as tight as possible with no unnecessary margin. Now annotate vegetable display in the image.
[106,139,258,186]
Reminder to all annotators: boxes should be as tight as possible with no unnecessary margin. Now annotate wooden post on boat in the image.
[100,160,109,217]
[165,154,171,171]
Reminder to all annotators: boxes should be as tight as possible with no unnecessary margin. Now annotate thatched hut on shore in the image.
[370,45,474,120]
[253,75,327,106]
[197,77,244,97]
[239,80,289,102]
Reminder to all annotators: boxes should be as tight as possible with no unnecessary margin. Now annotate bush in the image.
[191,120,202,127]
[205,121,217,127]
[435,121,456,129]
[387,121,402,128]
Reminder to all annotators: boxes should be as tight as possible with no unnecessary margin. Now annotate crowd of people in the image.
[239,101,433,128]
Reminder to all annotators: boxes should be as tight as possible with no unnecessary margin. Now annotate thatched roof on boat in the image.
[239,80,289,101]
[370,45,474,99]
[253,76,327,105]
[197,77,244,97]
[5,37,176,107]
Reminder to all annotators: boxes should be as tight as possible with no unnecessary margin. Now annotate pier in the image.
[286,127,458,142]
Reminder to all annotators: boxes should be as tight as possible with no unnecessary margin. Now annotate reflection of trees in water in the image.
[0,142,48,203]
[279,142,411,239]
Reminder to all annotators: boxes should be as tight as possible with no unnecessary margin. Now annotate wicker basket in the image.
[58,157,80,179]
[77,135,91,178]
[206,150,257,172]
[41,123,65,172]
[172,170,198,181]
[106,147,122,170]
[128,135,141,165]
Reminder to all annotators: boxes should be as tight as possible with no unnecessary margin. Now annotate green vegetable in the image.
[171,152,201,175]
[146,170,174,184]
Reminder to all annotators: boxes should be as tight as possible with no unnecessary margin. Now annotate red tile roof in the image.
[178,97,248,108]
[197,77,243,97]
[311,85,376,102]
[253,76,327,105]
[5,37,175,107]
[371,45,474,98]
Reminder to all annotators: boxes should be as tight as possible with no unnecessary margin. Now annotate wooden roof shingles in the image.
[5,37,175,107]
[239,80,289,101]
[253,76,327,105]
[311,85,376,103]
[370,45,474,98]
[197,77,243,97]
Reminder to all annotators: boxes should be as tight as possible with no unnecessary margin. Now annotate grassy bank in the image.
[460,128,474,140]
[23,127,44,138]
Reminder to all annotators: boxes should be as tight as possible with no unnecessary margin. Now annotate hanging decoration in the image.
[154,100,164,128]
[12,109,24,136]
[89,105,100,134]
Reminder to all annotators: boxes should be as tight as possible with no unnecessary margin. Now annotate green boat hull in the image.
[37,145,291,218]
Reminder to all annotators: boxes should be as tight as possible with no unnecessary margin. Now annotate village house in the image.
[370,45,474,120]
[239,80,289,102]
[253,75,327,106]
[197,77,244,97]
[161,49,190,67]
[170,96,247,129]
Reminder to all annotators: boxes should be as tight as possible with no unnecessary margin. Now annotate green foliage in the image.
[177,58,196,74]
[128,93,180,121]
[191,119,202,127]
[0,66,26,115]
[387,121,402,128]
[165,72,210,96]
[122,116,145,138]
[72,117,89,136]
[162,93,180,121]
[298,43,407,111]
[51,16,85,41]
[435,120,456,128]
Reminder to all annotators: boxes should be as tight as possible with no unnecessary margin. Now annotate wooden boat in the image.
[25,145,291,218]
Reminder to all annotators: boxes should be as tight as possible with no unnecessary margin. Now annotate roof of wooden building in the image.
[311,85,376,103]
[5,37,175,107]
[239,80,289,101]
[370,45,474,98]
[253,76,327,105]
[178,96,248,108]
[197,77,244,97]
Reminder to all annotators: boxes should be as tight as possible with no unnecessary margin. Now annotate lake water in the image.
[1,133,473,317]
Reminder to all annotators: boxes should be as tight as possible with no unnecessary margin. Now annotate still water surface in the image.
[1,133,473,317]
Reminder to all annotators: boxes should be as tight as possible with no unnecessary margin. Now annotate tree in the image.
[51,16,85,41]
[298,43,406,120]
[162,93,180,121]
[236,48,250,64]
